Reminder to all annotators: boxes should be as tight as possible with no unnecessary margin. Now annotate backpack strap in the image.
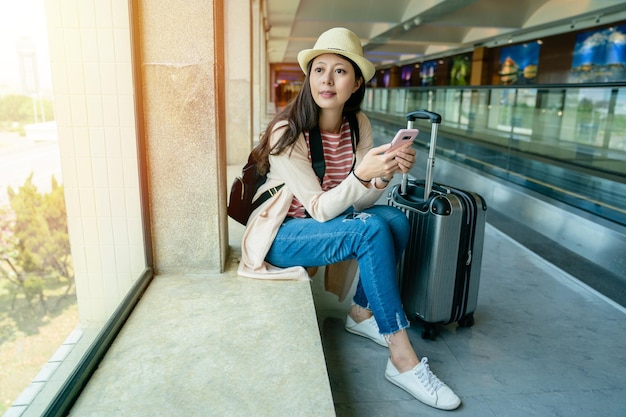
[347,112,359,151]
[308,126,325,183]
[347,112,359,172]
[250,183,284,213]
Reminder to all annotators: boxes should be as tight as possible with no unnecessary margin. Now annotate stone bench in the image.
[66,253,336,416]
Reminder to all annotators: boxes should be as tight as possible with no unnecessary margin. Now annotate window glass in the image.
[0,1,78,413]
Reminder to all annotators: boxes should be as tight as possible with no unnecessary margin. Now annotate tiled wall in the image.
[45,0,146,323]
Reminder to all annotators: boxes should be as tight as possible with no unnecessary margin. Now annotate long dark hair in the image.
[252,54,366,174]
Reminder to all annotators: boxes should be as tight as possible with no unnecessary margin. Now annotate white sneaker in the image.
[345,315,388,347]
[385,357,461,410]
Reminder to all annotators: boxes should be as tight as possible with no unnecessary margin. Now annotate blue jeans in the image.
[265,205,410,335]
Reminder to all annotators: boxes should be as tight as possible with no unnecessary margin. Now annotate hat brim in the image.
[298,48,375,82]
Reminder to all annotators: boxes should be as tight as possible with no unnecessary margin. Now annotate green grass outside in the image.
[0,279,78,414]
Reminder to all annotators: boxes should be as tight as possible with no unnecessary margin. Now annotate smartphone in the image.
[387,128,418,153]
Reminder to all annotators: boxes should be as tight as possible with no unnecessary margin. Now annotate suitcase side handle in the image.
[406,110,441,124]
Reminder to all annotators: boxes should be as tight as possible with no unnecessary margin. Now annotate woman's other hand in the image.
[393,144,416,173]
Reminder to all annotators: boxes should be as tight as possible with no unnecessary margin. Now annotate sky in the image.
[0,0,52,93]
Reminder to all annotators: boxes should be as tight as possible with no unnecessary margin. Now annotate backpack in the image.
[227,113,360,225]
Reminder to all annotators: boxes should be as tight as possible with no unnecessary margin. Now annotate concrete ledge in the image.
[68,256,335,417]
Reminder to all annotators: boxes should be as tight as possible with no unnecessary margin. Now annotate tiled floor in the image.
[311,223,626,416]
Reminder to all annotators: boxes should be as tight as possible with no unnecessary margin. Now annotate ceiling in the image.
[264,0,626,69]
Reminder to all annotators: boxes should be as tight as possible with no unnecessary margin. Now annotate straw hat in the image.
[297,27,375,82]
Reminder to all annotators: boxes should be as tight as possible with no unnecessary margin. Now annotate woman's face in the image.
[309,53,362,112]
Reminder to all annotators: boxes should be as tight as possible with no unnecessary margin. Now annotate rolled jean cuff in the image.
[381,314,411,337]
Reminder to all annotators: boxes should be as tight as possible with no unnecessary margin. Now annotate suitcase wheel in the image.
[458,313,475,328]
[418,314,475,340]
[421,325,439,340]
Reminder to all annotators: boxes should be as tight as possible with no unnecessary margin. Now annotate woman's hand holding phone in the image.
[356,129,418,182]
[386,128,417,174]
[386,128,418,153]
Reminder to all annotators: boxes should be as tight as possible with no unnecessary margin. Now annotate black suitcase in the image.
[388,110,487,340]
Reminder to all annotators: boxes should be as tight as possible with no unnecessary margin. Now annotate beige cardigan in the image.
[237,112,388,297]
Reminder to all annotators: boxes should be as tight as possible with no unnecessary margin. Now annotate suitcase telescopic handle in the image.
[402,110,442,200]
[406,110,442,124]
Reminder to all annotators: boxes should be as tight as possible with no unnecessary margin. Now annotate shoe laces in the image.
[414,357,444,394]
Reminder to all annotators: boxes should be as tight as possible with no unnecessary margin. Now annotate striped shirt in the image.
[287,118,355,218]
